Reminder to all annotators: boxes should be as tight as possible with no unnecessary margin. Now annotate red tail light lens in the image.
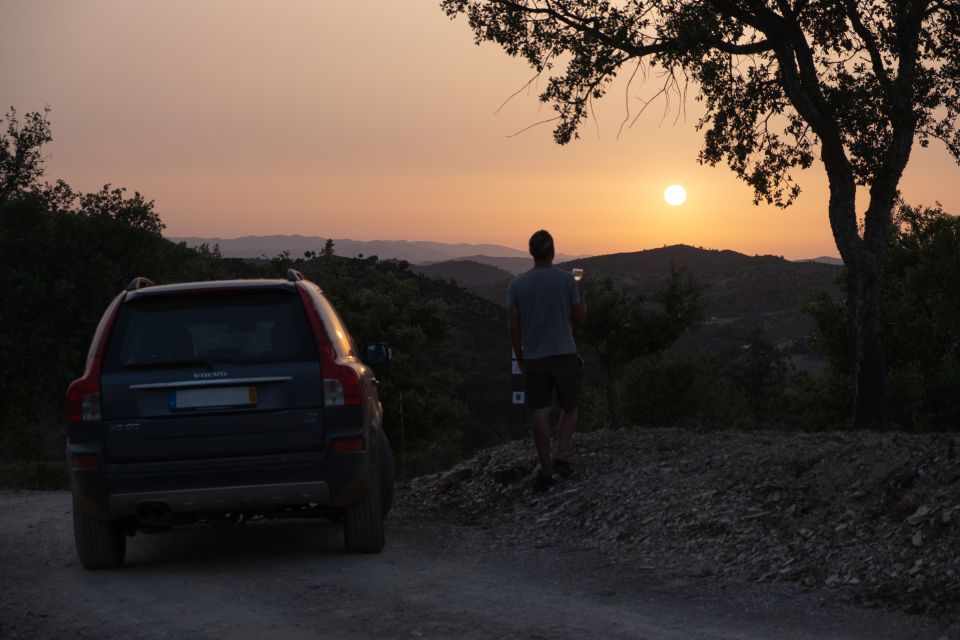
[66,378,101,423]
[66,292,124,423]
[298,285,363,407]
[71,454,100,470]
[323,364,362,407]
[329,438,365,453]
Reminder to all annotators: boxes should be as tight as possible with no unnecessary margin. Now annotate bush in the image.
[617,352,716,427]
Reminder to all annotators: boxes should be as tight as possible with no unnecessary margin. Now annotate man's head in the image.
[528,229,555,262]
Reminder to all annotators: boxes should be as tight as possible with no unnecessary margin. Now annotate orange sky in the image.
[3,1,958,258]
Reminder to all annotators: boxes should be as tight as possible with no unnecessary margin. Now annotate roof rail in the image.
[125,277,155,291]
[286,269,304,282]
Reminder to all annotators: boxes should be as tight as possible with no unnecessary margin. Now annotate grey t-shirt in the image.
[507,267,580,360]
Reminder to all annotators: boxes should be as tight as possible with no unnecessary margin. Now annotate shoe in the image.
[533,474,554,491]
[554,458,573,477]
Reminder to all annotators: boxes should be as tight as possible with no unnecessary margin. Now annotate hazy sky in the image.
[3,1,958,258]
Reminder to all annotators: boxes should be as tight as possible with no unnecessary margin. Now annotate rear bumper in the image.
[70,447,374,521]
[107,481,333,514]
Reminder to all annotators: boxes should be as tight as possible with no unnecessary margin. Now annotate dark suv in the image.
[66,270,394,569]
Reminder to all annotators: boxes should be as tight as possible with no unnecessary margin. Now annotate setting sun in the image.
[664,184,687,206]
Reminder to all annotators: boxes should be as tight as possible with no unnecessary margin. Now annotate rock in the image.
[912,531,924,547]
[907,505,931,526]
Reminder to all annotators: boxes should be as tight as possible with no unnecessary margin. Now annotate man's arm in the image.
[507,307,524,370]
[571,280,587,328]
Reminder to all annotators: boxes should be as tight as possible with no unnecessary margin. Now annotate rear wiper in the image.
[122,358,218,370]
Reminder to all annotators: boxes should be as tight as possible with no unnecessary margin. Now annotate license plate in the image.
[170,386,258,410]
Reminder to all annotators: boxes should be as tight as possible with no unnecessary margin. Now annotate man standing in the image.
[507,230,587,489]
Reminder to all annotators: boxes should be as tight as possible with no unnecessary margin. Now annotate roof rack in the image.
[286,269,304,282]
[125,277,155,291]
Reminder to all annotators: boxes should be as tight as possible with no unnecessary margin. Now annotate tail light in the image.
[66,378,101,422]
[70,453,100,470]
[322,366,362,406]
[66,292,125,423]
[298,285,363,407]
[329,437,365,453]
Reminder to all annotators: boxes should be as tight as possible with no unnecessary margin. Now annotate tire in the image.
[72,498,126,570]
[379,431,395,516]
[343,477,385,553]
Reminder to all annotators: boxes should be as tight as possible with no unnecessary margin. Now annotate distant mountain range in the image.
[796,256,844,266]
[168,235,581,264]
[414,244,844,373]
[171,234,842,370]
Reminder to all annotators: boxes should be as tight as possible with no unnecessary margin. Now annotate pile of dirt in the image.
[396,427,960,614]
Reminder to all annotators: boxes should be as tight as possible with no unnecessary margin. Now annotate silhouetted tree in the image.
[577,266,704,425]
[42,181,164,235]
[0,106,52,203]
[322,238,336,258]
[810,202,960,430]
[442,0,960,430]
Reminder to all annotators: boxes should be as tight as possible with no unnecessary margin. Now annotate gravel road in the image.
[1,490,956,639]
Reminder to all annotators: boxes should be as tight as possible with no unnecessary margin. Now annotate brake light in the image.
[66,378,101,422]
[329,438,365,453]
[297,284,363,407]
[71,454,100,470]
[66,292,125,423]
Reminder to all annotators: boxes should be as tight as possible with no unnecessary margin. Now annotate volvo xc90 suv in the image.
[66,270,393,568]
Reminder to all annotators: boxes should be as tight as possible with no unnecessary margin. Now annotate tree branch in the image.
[491,0,670,57]
[843,1,894,94]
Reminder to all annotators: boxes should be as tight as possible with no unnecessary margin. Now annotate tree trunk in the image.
[825,174,890,431]
[846,259,888,430]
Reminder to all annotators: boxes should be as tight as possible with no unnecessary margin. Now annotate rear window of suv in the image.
[103,290,317,371]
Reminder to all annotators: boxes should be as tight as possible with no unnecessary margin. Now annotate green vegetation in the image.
[808,202,960,431]
[575,267,705,428]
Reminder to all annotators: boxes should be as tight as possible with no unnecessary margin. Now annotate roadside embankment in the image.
[399,427,960,614]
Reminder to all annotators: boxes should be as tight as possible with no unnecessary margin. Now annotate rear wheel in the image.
[343,478,385,553]
[73,498,126,570]
[379,431,395,516]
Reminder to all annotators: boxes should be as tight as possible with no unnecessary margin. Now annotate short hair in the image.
[528,230,554,261]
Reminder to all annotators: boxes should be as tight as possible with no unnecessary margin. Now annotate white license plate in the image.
[172,386,258,410]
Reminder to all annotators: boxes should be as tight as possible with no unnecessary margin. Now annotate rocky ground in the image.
[397,427,960,615]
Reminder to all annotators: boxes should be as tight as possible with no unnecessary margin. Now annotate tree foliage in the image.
[576,265,705,425]
[810,201,960,430]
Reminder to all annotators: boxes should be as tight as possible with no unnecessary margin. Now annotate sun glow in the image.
[664,184,687,206]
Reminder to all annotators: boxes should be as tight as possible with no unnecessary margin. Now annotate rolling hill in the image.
[557,245,842,361]
[415,244,844,368]
[168,235,581,265]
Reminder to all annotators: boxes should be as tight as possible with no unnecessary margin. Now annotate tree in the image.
[441,0,960,430]
[321,238,336,258]
[810,201,960,430]
[576,266,704,425]
[0,106,52,203]
[42,180,164,235]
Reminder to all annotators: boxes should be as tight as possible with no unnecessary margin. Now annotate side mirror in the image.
[363,343,391,367]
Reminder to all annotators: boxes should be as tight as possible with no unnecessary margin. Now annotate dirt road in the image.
[1,491,956,639]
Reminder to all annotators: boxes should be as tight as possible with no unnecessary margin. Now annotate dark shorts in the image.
[523,353,583,411]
